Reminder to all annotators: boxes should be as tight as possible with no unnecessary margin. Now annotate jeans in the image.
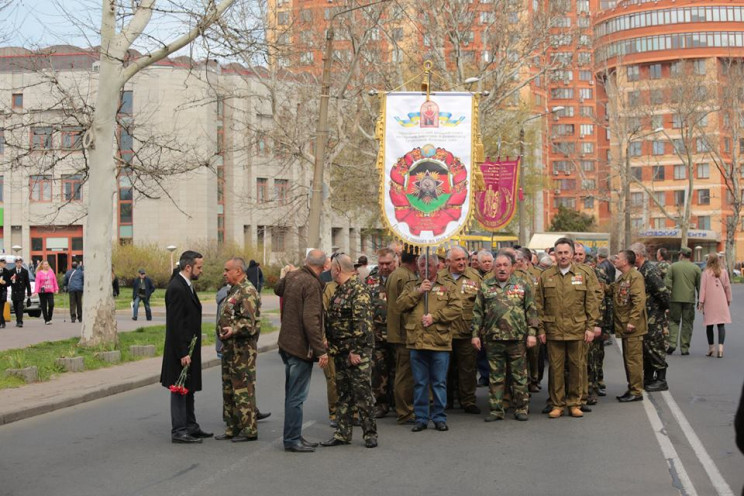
[170,391,199,437]
[280,350,313,448]
[410,349,450,424]
[133,295,152,320]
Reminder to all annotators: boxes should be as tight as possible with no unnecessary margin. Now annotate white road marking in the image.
[661,391,735,496]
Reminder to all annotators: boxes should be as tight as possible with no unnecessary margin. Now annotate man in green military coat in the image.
[611,250,648,402]
[472,252,538,422]
[664,247,701,355]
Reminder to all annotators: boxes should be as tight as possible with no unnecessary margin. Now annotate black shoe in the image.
[232,434,258,442]
[132,317,137,321]
[411,422,427,432]
[617,394,643,403]
[645,380,669,392]
[329,420,338,428]
[597,389,607,397]
[681,351,690,356]
[514,412,529,421]
[190,429,213,438]
[285,444,314,453]
[541,404,553,414]
[257,410,271,421]
[580,405,592,413]
[172,434,202,444]
[484,415,504,422]
[616,391,631,400]
[374,406,388,419]
[434,422,449,431]
[666,347,675,355]
[301,437,319,448]
[477,378,489,387]
[320,437,350,447]
[70,319,75,323]
[365,438,378,448]
[17,323,22,328]
[463,404,481,414]
[215,433,233,440]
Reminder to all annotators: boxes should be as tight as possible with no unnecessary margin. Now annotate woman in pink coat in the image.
[697,252,731,358]
[34,261,59,325]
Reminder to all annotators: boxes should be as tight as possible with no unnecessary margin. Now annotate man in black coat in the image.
[10,258,31,327]
[160,250,212,444]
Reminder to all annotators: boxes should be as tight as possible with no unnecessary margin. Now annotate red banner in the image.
[474,158,520,231]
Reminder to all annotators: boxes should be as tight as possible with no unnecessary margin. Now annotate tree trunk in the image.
[79,56,121,346]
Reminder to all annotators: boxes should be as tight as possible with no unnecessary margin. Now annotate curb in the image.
[0,342,280,426]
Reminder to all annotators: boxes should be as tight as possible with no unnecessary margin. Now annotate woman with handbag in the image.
[698,252,732,358]
[34,261,59,325]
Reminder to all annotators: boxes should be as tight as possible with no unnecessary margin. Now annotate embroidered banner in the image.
[377,92,478,247]
[474,158,520,231]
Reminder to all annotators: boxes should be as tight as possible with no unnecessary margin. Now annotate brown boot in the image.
[548,408,564,419]
[570,406,584,418]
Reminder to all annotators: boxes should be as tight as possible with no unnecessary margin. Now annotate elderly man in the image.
[386,248,418,425]
[216,257,261,442]
[275,249,329,453]
[665,247,700,355]
[629,243,670,392]
[440,246,482,414]
[536,238,600,419]
[397,254,462,432]
[367,248,398,418]
[321,254,377,448]
[477,249,494,279]
[611,250,648,402]
[472,252,538,422]
[475,249,495,387]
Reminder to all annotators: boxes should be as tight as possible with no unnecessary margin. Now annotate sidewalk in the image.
[0,316,281,426]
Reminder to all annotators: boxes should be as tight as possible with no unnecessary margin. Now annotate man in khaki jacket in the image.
[397,254,462,432]
[536,238,600,419]
[611,250,648,402]
[439,246,482,414]
[385,248,418,424]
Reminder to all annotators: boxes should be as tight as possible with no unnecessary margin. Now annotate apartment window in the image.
[553,124,574,136]
[577,0,589,12]
[627,65,640,81]
[651,115,663,129]
[672,114,684,129]
[553,16,571,27]
[551,88,574,99]
[582,179,596,189]
[256,178,268,203]
[272,227,287,252]
[578,70,593,81]
[581,160,594,172]
[649,64,662,79]
[300,9,312,22]
[62,174,83,201]
[31,127,53,150]
[651,166,665,181]
[581,142,594,154]
[698,189,710,205]
[300,52,313,65]
[654,191,666,206]
[30,175,52,202]
[556,106,575,117]
[697,163,710,179]
[554,197,576,208]
[673,139,686,154]
[630,192,644,206]
[698,215,711,230]
[578,52,591,65]
[120,90,133,115]
[629,142,642,157]
[674,165,686,179]
[652,141,665,155]
[580,124,594,136]
[693,59,706,75]
[650,90,664,105]
[583,197,594,209]
[579,106,593,117]
[674,190,685,205]
[671,61,681,76]
[275,179,289,205]
[627,90,641,107]
[652,217,666,229]
[579,88,592,100]
[256,132,269,155]
[631,167,642,180]
[12,93,23,109]
[277,11,289,25]
[696,138,710,153]
[578,16,590,28]
[62,127,83,150]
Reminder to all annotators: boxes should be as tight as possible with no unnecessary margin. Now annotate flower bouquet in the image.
[168,335,198,395]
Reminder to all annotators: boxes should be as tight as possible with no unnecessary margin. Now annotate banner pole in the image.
[424,246,430,315]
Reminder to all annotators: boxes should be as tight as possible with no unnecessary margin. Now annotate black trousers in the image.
[12,298,24,323]
[69,291,83,320]
[39,293,54,322]
[170,391,200,437]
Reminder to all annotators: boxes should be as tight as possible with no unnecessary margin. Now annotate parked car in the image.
[1,255,42,318]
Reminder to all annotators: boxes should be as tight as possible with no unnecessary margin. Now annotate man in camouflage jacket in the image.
[216,257,261,442]
[472,252,538,422]
[321,254,378,448]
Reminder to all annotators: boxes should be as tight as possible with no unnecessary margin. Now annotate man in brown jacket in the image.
[275,249,329,453]
[397,253,462,432]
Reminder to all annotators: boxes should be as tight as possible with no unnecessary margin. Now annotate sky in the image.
[4,0,98,48]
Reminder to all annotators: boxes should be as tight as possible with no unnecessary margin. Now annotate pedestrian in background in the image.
[160,250,210,444]
[665,247,701,356]
[0,258,9,328]
[698,252,731,358]
[63,261,84,323]
[112,268,120,297]
[132,268,155,321]
[10,258,31,328]
[35,260,59,325]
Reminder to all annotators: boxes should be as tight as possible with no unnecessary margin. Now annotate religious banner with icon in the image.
[473,158,520,231]
[375,91,483,247]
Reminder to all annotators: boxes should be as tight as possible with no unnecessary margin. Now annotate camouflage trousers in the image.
[332,354,377,442]
[323,355,338,420]
[486,340,529,417]
[643,324,668,373]
[221,337,257,437]
[587,339,605,394]
[371,339,396,411]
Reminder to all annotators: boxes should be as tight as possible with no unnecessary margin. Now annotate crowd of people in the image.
[158,241,732,451]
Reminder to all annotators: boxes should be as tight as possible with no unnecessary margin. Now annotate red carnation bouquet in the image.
[169,335,198,395]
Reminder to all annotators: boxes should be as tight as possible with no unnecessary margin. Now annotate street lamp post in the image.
[166,245,177,272]
[307,0,390,250]
[518,106,563,245]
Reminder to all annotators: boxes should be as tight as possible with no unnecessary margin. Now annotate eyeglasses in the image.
[330,252,345,261]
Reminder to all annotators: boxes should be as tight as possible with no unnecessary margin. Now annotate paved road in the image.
[0,292,741,495]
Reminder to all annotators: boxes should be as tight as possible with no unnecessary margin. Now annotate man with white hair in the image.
[476,250,494,278]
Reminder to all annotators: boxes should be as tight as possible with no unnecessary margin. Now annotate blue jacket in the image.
[63,266,84,292]
[132,276,155,300]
